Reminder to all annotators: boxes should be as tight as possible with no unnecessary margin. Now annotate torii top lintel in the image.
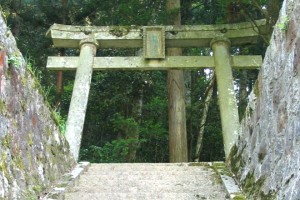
[46,19,266,49]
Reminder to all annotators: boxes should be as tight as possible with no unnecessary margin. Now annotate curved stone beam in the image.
[46,19,266,49]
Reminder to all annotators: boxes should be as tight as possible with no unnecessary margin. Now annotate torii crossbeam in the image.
[46,19,265,161]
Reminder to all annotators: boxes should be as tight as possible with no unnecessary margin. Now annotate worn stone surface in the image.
[229,0,300,199]
[46,56,262,70]
[211,38,239,158]
[65,163,229,200]
[46,19,266,49]
[65,37,97,161]
[42,162,90,200]
[0,14,75,199]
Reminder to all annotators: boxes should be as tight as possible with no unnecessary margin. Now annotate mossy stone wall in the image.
[229,0,300,199]
[0,14,75,199]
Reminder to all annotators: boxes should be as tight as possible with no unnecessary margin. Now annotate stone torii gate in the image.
[46,20,265,161]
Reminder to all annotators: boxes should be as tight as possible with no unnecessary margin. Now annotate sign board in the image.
[143,26,165,59]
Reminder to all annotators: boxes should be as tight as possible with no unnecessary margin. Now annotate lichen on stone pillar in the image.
[210,37,239,159]
[65,35,98,161]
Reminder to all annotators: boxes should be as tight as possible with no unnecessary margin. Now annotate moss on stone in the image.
[46,127,52,136]
[57,182,69,188]
[228,144,238,161]
[243,172,255,192]
[51,145,57,156]
[48,193,61,199]
[213,162,234,179]
[258,152,266,163]
[19,96,26,112]
[48,170,57,182]
[21,75,27,87]
[0,100,5,113]
[220,168,232,177]
[109,26,130,37]
[3,133,12,148]
[209,166,223,185]
[26,141,33,170]
[253,80,260,97]
[12,119,18,128]
[25,174,45,199]
[24,173,33,188]
[247,107,254,118]
[30,73,41,90]
[242,171,266,198]
[50,110,61,127]
[233,194,247,200]
[22,189,38,200]
[188,162,209,167]
[0,150,8,173]
[228,144,248,178]
[227,144,241,174]
[213,173,223,185]
[32,184,43,194]
[0,148,12,184]
[213,162,226,169]
[13,154,25,171]
[260,190,277,200]
[28,131,34,146]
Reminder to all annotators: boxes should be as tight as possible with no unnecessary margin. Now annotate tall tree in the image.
[55,0,69,108]
[166,0,188,162]
[194,73,215,161]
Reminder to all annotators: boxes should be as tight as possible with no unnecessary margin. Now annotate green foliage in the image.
[0,5,10,23]
[80,138,145,163]
[233,194,247,200]
[0,100,5,113]
[277,15,289,31]
[111,113,138,133]
[8,55,21,69]
[3,0,281,164]
[23,55,66,135]
[25,56,34,72]
[51,109,66,135]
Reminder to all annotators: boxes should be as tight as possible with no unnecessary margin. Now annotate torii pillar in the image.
[211,37,239,158]
[65,36,98,160]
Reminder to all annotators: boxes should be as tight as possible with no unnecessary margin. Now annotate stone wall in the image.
[0,14,75,199]
[229,0,300,199]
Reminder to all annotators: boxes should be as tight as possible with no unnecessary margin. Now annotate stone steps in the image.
[78,174,214,181]
[86,163,210,170]
[64,163,229,200]
[65,192,223,200]
[70,183,221,192]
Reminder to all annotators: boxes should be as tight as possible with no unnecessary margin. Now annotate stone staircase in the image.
[62,163,231,200]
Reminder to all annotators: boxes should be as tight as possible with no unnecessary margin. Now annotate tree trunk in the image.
[194,73,215,162]
[188,70,195,161]
[55,49,65,109]
[126,88,143,162]
[166,0,188,163]
[126,50,144,162]
[55,70,63,108]
[55,0,68,108]
[61,0,68,24]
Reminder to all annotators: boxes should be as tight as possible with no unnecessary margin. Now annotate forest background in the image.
[0,0,282,163]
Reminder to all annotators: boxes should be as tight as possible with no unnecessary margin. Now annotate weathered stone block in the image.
[0,14,75,199]
[229,0,300,199]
